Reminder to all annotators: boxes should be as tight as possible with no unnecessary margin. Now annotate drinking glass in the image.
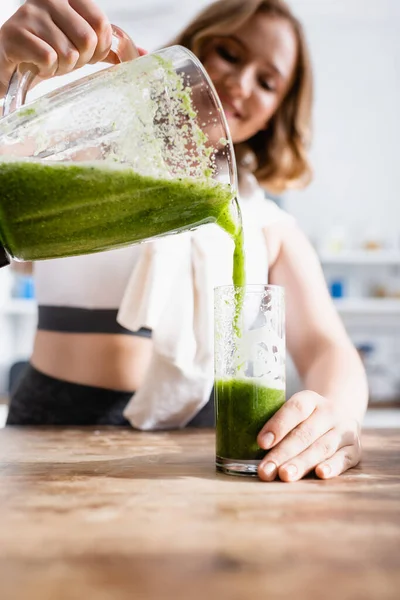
[215,284,286,476]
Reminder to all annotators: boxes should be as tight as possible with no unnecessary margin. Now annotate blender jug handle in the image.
[2,24,139,117]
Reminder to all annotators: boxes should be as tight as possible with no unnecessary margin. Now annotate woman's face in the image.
[201,13,298,143]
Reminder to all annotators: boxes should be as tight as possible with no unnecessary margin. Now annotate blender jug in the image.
[0,26,239,267]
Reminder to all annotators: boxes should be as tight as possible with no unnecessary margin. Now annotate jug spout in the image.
[216,193,242,240]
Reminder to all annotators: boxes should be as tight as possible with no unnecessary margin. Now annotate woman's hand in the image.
[257,391,362,482]
[0,0,113,98]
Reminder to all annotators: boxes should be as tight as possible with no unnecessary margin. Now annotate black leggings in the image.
[6,364,215,428]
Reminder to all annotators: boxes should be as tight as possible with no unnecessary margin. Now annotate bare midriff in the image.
[31,331,153,392]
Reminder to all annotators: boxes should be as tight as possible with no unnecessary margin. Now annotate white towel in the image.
[117,229,223,430]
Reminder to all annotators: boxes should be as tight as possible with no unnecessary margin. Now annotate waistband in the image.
[7,363,133,426]
[38,305,152,337]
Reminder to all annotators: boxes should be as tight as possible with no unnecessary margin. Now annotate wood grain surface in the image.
[0,427,399,600]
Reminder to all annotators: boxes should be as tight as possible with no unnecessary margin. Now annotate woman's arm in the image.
[270,219,367,421]
[256,219,368,482]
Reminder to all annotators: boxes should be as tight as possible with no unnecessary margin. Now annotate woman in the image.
[0,0,368,482]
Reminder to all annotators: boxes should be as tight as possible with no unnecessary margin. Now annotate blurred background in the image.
[1,0,400,426]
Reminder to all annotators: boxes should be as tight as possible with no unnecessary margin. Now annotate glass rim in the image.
[214,284,284,293]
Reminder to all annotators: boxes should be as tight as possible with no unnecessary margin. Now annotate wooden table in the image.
[0,428,399,600]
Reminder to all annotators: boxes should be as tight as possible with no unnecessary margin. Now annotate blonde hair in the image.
[169,0,313,193]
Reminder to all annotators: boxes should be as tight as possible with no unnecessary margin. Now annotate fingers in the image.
[25,11,80,76]
[257,391,319,450]
[0,28,59,79]
[50,0,112,67]
[258,420,361,483]
[0,10,55,93]
[315,438,361,480]
[258,407,333,482]
[0,0,113,90]
[278,427,359,482]
[0,35,18,97]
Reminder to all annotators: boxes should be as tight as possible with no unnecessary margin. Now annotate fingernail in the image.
[262,462,277,478]
[321,465,331,477]
[262,432,275,449]
[284,464,298,480]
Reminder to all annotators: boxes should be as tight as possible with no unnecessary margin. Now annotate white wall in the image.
[285,0,400,247]
[0,0,18,24]
[94,0,212,49]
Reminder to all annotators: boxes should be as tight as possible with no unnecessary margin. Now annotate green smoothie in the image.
[215,379,285,461]
[0,160,244,287]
